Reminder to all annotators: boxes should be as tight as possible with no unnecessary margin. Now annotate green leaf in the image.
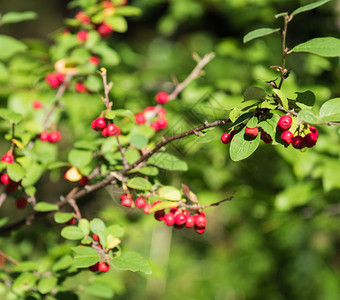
[148,153,188,171]
[247,116,258,128]
[0,35,27,60]
[243,86,266,101]
[319,98,340,121]
[61,226,85,240]
[127,177,153,191]
[83,282,114,299]
[37,277,58,294]
[106,235,121,249]
[112,252,152,274]
[7,163,25,182]
[243,28,280,43]
[292,37,340,57]
[130,134,148,149]
[106,224,124,238]
[322,160,340,192]
[54,212,74,224]
[47,161,70,170]
[92,42,120,66]
[291,0,331,17]
[149,201,179,214]
[106,15,128,33]
[22,162,44,186]
[229,107,242,122]
[0,108,23,124]
[68,149,92,168]
[258,113,280,137]
[1,11,37,25]
[13,262,38,272]
[104,110,116,120]
[229,126,261,161]
[78,218,90,236]
[298,109,318,124]
[52,255,73,272]
[136,166,159,176]
[158,186,182,201]
[295,91,315,107]
[115,6,142,16]
[71,246,99,268]
[114,109,135,120]
[12,273,38,293]
[273,89,288,110]
[89,218,106,235]
[35,202,58,212]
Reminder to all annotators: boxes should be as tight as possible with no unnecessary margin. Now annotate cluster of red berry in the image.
[39,130,62,143]
[45,73,65,89]
[86,233,110,273]
[91,117,121,137]
[120,193,207,234]
[134,92,169,131]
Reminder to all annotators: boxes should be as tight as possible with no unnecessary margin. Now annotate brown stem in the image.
[0,250,19,265]
[278,15,290,89]
[98,68,112,110]
[116,135,129,170]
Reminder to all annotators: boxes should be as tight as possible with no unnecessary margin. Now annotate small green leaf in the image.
[106,235,121,249]
[83,282,114,299]
[0,35,27,60]
[158,186,182,201]
[92,42,120,66]
[292,37,340,57]
[319,98,340,121]
[0,108,22,124]
[61,226,85,240]
[136,166,159,176]
[71,246,99,268]
[112,252,152,274]
[1,11,37,25]
[291,0,331,17]
[37,277,58,294]
[54,212,74,224]
[7,163,25,182]
[12,273,38,293]
[52,255,73,272]
[104,110,116,120]
[78,218,90,236]
[130,134,148,149]
[114,109,135,120]
[68,149,92,168]
[89,218,106,235]
[247,116,258,128]
[273,89,288,110]
[106,224,124,238]
[13,262,38,272]
[148,153,188,171]
[229,107,242,122]
[243,86,266,101]
[106,15,128,33]
[243,28,280,43]
[149,201,179,214]
[229,126,261,161]
[127,177,152,190]
[295,91,315,107]
[115,6,142,16]
[35,202,58,212]
[298,109,318,124]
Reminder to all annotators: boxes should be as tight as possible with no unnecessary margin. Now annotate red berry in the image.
[92,234,99,241]
[0,173,10,185]
[79,176,89,186]
[245,126,259,138]
[56,73,65,84]
[185,215,195,228]
[101,127,108,137]
[32,100,42,110]
[194,225,206,234]
[150,121,160,131]
[120,194,133,207]
[1,154,13,164]
[281,130,293,145]
[291,136,306,149]
[154,209,165,221]
[156,117,168,129]
[88,262,99,272]
[15,198,27,209]
[143,203,152,214]
[309,126,319,138]
[195,214,207,228]
[65,217,76,226]
[75,82,87,93]
[105,124,121,136]
[45,73,60,88]
[157,108,167,117]
[155,92,169,104]
[48,131,61,143]
[89,56,100,65]
[40,131,49,142]
[98,262,110,272]
[163,212,175,226]
[304,133,318,148]
[77,31,88,42]
[277,115,292,132]
[94,117,107,130]
[6,181,20,194]
[174,213,187,226]
[220,132,231,144]
[97,22,113,38]
[135,197,146,209]
[260,129,272,144]
[135,113,146,125]
[152,200,162,207]
[75,11,90,24]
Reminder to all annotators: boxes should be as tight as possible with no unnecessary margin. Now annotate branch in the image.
[0,250,19,265]
[98,68,112,110]
[278,14,290,89]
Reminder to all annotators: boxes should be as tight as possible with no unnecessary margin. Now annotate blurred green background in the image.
[1,0,340,299]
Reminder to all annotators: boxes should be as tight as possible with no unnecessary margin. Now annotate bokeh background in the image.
[1,0,340,299]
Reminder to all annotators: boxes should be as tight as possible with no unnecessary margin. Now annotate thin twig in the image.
[98,68,112,110]
[0,250,19,265]
[278,15,290,89]
[115,135,129,170]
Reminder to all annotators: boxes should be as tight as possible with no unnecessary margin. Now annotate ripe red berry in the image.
[65,217,76,226]
[120,194,133,207]
[45,73,60,88]
[1,153,13,164]
[94,117,107,131]
[174,213,187,226]
[89,56,100,65]
[157,108,167,117]
[79,176,89,186]
[135,197,146,209]
[155,92,169,104]
[163,212,175,226]
[32,100,42,110]
[105,124,121,136]
[150,121,160,131]
[245,126,259,138]
[0,173,10,185]
[260,129,272,144]
[15,198,27,209]
[55,73,65,84]
[277,115,292,132]
[6,181,20,194]
[194,225,206,234]
[40,131,49,142]
[220,132,231,144]
[143,203,152,214]
[304,133,318,148]
[154,209,165,221]
[195,214,207,228]
[135,113,146,125]
[88,262,99,272]
[98,262,110,272]
[75,11,91,24]
[185,215,195,228]
[77,31,88,42]
[75,82,87,93]
[309,126,319,138]
[281,130,293,145]
[97,22,113,38]
[291,135,306,149]
[156,118,168,129]
[92,234,99,241]
[48,131,61,143]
